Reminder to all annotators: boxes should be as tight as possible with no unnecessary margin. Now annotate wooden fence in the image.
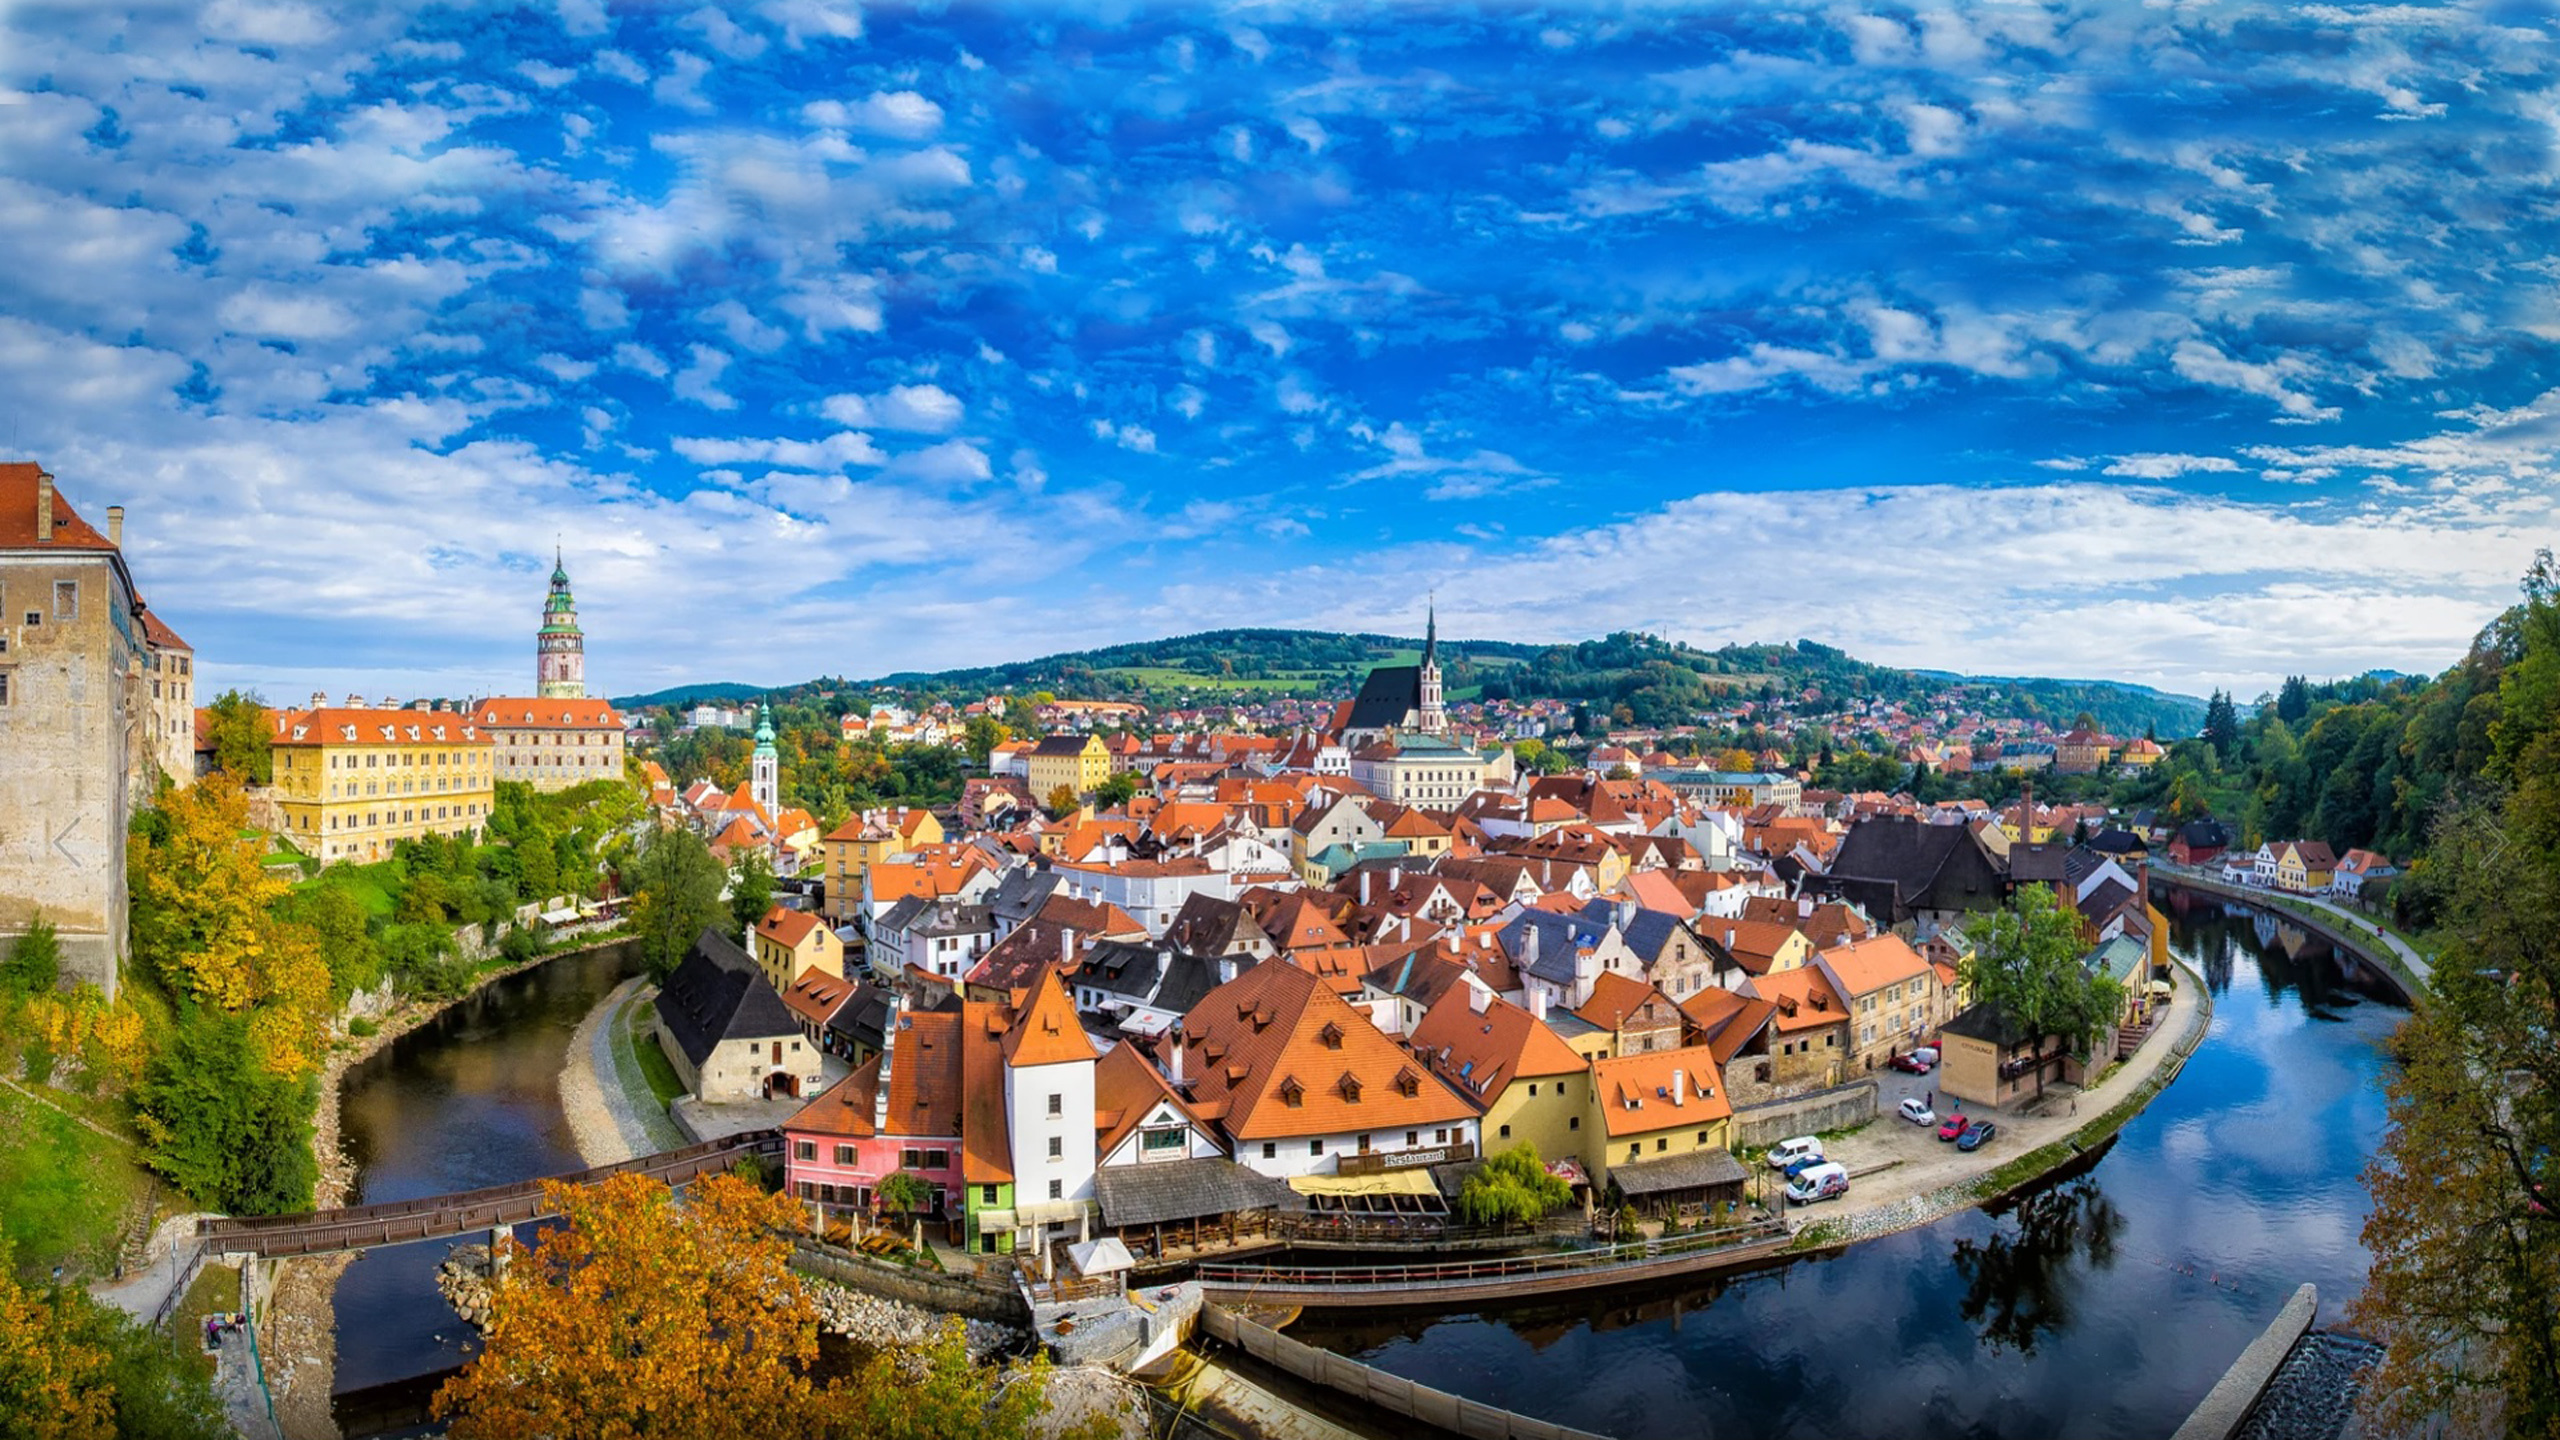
[1199,1303,1616,1440]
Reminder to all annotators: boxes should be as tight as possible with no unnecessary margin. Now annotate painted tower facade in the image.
[536,550,586,699]
[751,710,779,814]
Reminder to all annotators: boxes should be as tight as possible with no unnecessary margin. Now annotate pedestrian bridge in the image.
[196,1132,782,1258]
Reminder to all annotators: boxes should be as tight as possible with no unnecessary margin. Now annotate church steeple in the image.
[1417,596,1446,734]
[751,701,779,814]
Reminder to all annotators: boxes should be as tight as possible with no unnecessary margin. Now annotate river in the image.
[1289,892,2405,1440]
[328,940,637,1430]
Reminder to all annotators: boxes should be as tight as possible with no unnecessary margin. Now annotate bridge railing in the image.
[197,1131,784,1255]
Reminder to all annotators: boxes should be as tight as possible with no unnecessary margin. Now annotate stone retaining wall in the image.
[2173,1283,2319,1440]
[1199,1304,1612,1440]
[1732,1079,1879,1148]
[788,1240,1029,1325]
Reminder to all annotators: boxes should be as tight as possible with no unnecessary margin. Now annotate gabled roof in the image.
[960,1001,1012,1183]
[470,697,623,729]
[1093,1042,1208,1159]
[1743,965,1849,1033]
[1574,971,1671,1034]
[1175,959,1473,1140]
[1811,932,1932,1000]
[1079,941,1230,1017]
[654,927,800,1067]
[1409,988,1586,1108]
[0,464,116,551]
[756,906,825,951]
[1003,966,1100,1068]
[1591,1044,1734,1137]
[1677,987,1776,1064]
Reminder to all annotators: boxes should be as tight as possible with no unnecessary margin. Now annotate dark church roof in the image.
[655,926,801,1067]
[1824,817,2007,923]
[1344,664,1424,733]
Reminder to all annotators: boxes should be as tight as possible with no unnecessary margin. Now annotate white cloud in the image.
[1089,419,1158,453]
[671,344,737,409]
[2102,453,2242,479]
[673,430,885,469]
[805,90,943,139]
[757,0,862,48]
[701,298,789,354]
[681,6,768,60]
[883,438,992,482]
[591,49,648,85]
[821,383,964,432]
[652,51,715,113]
[2171,340,2339,421]
[610,342,667,378]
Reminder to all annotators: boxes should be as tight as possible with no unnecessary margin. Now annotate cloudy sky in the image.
[7,0,2560,704]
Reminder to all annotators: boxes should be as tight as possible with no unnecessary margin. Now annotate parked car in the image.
[1784,1162,1850,1206]
[1767,1136,1824,1171]
[1782,1153,1830,1180]
[1957,1121,1999,1152]
[1897,1096,1936,1126]
[1889,1051,1933,1074]
[1938,1114,1971,1142]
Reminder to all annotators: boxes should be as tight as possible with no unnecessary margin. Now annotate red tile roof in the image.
[0,464,116,551]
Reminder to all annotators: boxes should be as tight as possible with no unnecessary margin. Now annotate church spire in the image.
[1424,595,1437,667]
[1416,595,1446,734]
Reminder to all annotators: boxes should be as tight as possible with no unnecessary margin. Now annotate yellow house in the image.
[751,905,844,991]
[1715,918,1813,975]
[1410,989,1593,1174]
[1025,733,1110,803]
[1586,1043,1735,1195]
[2271,841,2336,894]
[820,806,943,922]
[2119,737,2164,768]
[269,700,496,866]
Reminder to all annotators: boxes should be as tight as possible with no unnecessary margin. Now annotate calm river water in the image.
[328,941,636,1420]
[1290,892,2406,1440]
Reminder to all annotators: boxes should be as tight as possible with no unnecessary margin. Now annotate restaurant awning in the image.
[1288,1170,1440,1199]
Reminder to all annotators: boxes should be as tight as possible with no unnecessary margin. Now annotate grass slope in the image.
[0,1083,159,1281]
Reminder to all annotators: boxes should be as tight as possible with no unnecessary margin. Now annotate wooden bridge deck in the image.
[1195,1218,1800,1307]
[197,1131,782,1258]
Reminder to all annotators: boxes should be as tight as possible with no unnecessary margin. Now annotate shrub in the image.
[348,1018,379,1038]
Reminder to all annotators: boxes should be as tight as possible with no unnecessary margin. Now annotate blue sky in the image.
[7,1,2560,704]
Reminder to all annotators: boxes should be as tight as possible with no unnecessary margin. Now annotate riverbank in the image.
[1802,946,2216,1248]
[559,975,685,1167]
[2152,867,2432,999]
[265,933,634,1440]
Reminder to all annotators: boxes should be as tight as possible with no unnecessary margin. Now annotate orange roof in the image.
[1093,1043,1201,1158]
[781,970,859,1029]
[268,707,490,747]
[783,1059,880,1140]
[138,607,190,651]
[756,906,824,951]
[1678,987,1776,1064]
[1591,1044,1734,1138]
[470,697,623,728]
[1749,966,1849,1033]
[1574,972,1670,1034]
[960,1000,1013,1183]
[0,464,116,551]
[1176,959,1473,1141]
[785,1008,963,1141]
[1409,989,1585,1108]
[1814,932,1932,999]
[1623,869,1695,917]
[1712,918,1807,969]
[1001,966,1099,1069]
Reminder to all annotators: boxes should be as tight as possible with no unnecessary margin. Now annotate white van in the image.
[1767,1136,1824,1171]
[1785,1162,1850,1206]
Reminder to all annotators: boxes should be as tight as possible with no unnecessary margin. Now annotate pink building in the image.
[781,1005,963,1227]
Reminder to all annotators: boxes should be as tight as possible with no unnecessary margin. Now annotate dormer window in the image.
[1393,1067,1421,1097]
[1319,1022,1344,1049]
[1337,1072,1362,1103]
[1278,1076,1304,1107]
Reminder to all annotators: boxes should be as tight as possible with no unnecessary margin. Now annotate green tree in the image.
[0,912,60,998]
[626,828,726,981]
[2276,675,2312,723]
[1092,771,1140,808]
[1959,883,2123,1101]
[729,850,777,940]
[280,885,383,998]
[132,1009,318,1216]
[1454,1143,1572,1227]
[200,689,273,784]
[876,1170,930,1221]
[2201,689,2242,759]
[962,714,1010,768]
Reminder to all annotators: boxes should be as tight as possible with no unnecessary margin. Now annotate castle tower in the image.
[751,708,779,814]
[1417,600,1446,733]
[536,549,586,699]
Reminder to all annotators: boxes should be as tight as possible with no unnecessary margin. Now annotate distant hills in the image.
[617,629,2208,739]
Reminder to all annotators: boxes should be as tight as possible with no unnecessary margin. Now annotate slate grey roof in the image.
[1498,910,1612,987]
[1078,941,1228,1016]
[1343,664,1423,733]
[654,926,800,1068]
[875,894,929,935]
[2175,818,2234,851]
[1609,1147,1749,1197]
[1825,817,2006,923]
[988,868,1062,928]
[1093,1157,1294,1228]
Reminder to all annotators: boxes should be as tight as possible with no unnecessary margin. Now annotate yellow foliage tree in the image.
[128,776,333,1075]
[0,1267,117,1440]
[436,1173,1098,1440]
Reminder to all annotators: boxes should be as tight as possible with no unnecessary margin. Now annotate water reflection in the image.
[1952,1180,2122,1357]
[1294,895,2406,1440]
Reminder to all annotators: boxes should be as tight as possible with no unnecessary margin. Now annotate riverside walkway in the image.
[1196,1217,1799,1307]
[197,1132,781,1257]
[2150,866,2432,996]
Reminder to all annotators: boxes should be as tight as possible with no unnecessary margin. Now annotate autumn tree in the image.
[625,827,726,981]
[127,776,333,1075]
[1959,882,2123,1099]
[0,1240,228,1440]
[434,1172,1098,1440]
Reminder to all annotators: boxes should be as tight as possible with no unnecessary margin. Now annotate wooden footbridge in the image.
[196,1131,783,1258]
[1194,1216,1802,1308]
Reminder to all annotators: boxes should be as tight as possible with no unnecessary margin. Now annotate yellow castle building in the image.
[270,695,496,865]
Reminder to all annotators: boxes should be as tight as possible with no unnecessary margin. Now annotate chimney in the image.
[1528,987,1548,1021]
[1726,927,1737,948]
[105,505,123,547]
[873,994,901,1133]
[1798,894,1814,920]
[1469,984,1490,1014]
[1169,1034,1186,1086]
[33,471,52,543]
[1059,928,1073,967]
[346,693,364,709]
[310,691,326,711]
[1671,1068,1684,1105]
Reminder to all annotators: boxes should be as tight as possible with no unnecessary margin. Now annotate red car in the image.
[1938,1114,1971,1142]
